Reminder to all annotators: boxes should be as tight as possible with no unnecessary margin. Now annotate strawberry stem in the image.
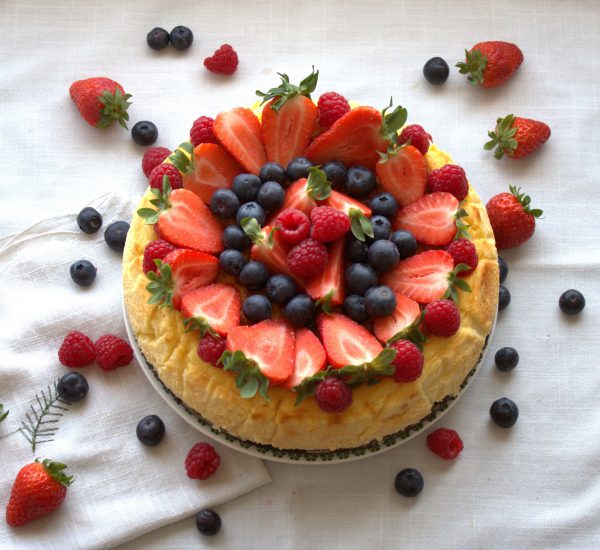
[456,48,488,86]
[221,350,270,400]
[256,67,319,112]
[168,142,195,175]
[146,260,174,308]
[37,458,74,486]
[97,87,132,129]
[444,264,472,303]
[484,114,518,159]
[137,176,172,225]
[509,185,543,217]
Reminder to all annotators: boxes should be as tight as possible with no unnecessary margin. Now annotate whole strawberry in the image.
[6,459,73,527]
[69,77,132,129]
[484,114,551,159]
[486,186,543,249]
[456,41,523,88]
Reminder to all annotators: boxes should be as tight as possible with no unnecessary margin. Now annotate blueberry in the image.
[196,509,221,536]
[232,173,262,202]
[286,157,313,181]
[345,263,378,296]
[239,260,270,290]
[490,397,519,428]
[368,215,392,242]
[222,225,251,251]
[345,237,369,263]
[131,121,158,146]
[259,162,286,184]
[210,189,240,219]
[57,372,89,403]
[559,289,585,315]
[394,468,424,497]
[236,202,266,227]
[104,221,130,252]
[70,260,97,287]
[390,230,417,259]
[136,414,166,446]
[322,161,347,188]
[219,249,247,276]
[345,165,376,197]
[498,256,508,284]
[498,285,511,311]
[495,347,519,372]
[284,294,315,327]
[242,295,272,323]
[368,240,400,272]
[77,207,103,234]
[257,181,285,212]
[169,25,193,51]
[423,57,450,85]
[146,27,169,50]
[343,295,370,323]
[368,192,398,219]
[265,274,297,304]
[364,285,396,317]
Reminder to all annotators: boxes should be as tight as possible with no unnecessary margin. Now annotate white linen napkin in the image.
[0,192,271,550]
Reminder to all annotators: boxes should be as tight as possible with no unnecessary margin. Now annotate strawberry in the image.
[456,41,523,88]
[213,107,267,175]
[305,237,346,308]
[373,292,422,344]
[146,248,219,310]
[181,283,241,336]
[6,459,73,527]
[485,185,543,249]
[324,189,373,241]
[484,114,551,160]
[279,166,333,216]
[375,145,428,207]
[281,328,327,389]
[69,77,131,129]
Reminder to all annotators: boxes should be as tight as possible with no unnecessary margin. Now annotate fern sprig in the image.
[0,403,8,423]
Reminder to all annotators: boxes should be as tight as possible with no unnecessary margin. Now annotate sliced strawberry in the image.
[249,225,303,286]
[278,178,316,216]
[393,192,460,246]
[317,313,383,368]
[281,328,327,389]
[380,250,455,304]
[262,96,318,168]
[181,283,240,336]
[304,106,388,170]
[324,190,372,217]
[305,237,346,307]
[375,145,427,207]
[373,292,421,343]
[213,107,267,175]
[182,143,243,204]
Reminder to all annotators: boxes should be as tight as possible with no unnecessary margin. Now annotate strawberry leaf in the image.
[146,260,174,308]
[456,48,488,86]
[37,458,74,487]
[444,263,473,303]
[509,185,543,218]
[169,142,194,175]
[221,350,270,401]
[484,115,519,159]
[386,311,427,350]
[292,367,333,406]
[183,317,218,337]
[256,67,319,112]
[380,97,408,142]
[306,166,332,200]
[315,290,335,314]
[97,87,132,129]
[241,217,266,245]
[137,176,172,225]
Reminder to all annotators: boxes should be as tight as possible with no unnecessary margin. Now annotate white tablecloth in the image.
[1,0,600,548]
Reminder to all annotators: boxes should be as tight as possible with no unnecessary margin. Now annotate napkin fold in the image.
[0,193,271,550]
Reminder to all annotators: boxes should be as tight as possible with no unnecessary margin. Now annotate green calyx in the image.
[292,367,333,406]
[454,206,471,240]
[168,142,195,175]
[349,208,374,241]
[378,97,409,160]
[0,403,8,422]
[443,263,473,303]
[509,185,543,217]
[456,48,488,86]
[241,217,272,246]
[145,260,174,308]
[306,166,332,201]
[256,67,319,112]
[484,114,518,159]
[386,312,427,350]
[97,87,132,129]
[221,350,270,400]
[137,176,172,225]
[183,317,218,338]
[37,458,74,487]
[315,290,335,315]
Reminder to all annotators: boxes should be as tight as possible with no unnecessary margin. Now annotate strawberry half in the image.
[305,237,346,308]
[281,328,327,389]
[375,145,427,207]
[324,190,373,241]
[373,292,422,344]
[278,166,333,217]
[181,283,241,336]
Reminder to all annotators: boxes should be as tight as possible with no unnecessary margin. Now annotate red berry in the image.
[190,116,217,147]
[203,44,239,75]
[58,331,96,368]
[94,335,133,371]
[389,340,424,382]
[287,238,328,278]
[398,124,432,156]
[426,428,464,459]
[142,239,177,274]
[197,334,226,367]
[142,147,171,178]
[423,300,461,337]
[317,92,351,128]
[310,206,351,242]
[445,238,478,276]
[428,164,468,200]
[275,208,311,246]
[185,442,221,479]
[148,163,183,191]
[314,377,352,413]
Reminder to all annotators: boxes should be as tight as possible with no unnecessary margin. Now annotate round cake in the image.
[123,72,499,456]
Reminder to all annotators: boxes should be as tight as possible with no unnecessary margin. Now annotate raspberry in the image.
[275,208,311,246]
[445,238,479,276]
[143,239,177,274]
[185,442,221,479]
[197,334,226,367]
[58,331,96,368]
[426,428,464,459]
[423,300,461,337]
[398,124,432,156]
[190,116,217,147]
[287,238,328,278]
[142,147,171,178]
[310,206,351,242]
[389,339,424,382]
[94,335,133,371]
[429,164,468,200]
[203,44,239,75]
[314,378,353,413]
[317,92,350,128]
[149,163,183,191]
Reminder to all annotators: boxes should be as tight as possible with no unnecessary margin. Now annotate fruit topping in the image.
[259,162,286,184]
[494,347,519,372]
[169,25,193,51]
[222,225,251,251]
[189,116,217,147]
[136,415,165,446]
[149,163,183,191]
[94,334,133,371]
[345,165,377,197]
[423,299,461,337]
[181,283,241,336]
[398,124,432,156]
[242,295,272,323]
[57,372,89,403]
[69,260,96,287]
[142,147,171,178]
[104,220,129,252]
[456,41,523,88]
[219,249,247,276]
[69,77,131,129]
[426,428,464,459]
[236,201,266,226]
[322,161,347,188]
[146,27,169,50]
[376,144,427,207]
[282,328,327,390]
[485,114,550,159]
[275,208,311,245]
[364,285,397,317]
[204,44,239,75]
[373,292,422,344]
[489,397,519,428]
[368,239,400,273]
[131,120,158,146]
[284,294,316,327]
[559,289,585,315]
[390,230,417,259]
[197,333,227,367]
[343,295,369,323]
[368,192,398,219]
[394,468,424,497]
[389,339,424,383]
[210,188,240,219]
[445,238,478,276]
[265,274,298,305]
[314,377,353,413]
[310,206,350,243]
[423,56,449,84]
[317,91,351,128]
[239,260,270,290]
[305,237,346,307]
[345,263,378,296]
[345,236,369,263]
[287,238,328,278]
[256,181,285,212]
[249,224,301,284]
[498,256,508,283]
[185,443,221,480]
[428,164,468,200]
[58,331,96,368]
